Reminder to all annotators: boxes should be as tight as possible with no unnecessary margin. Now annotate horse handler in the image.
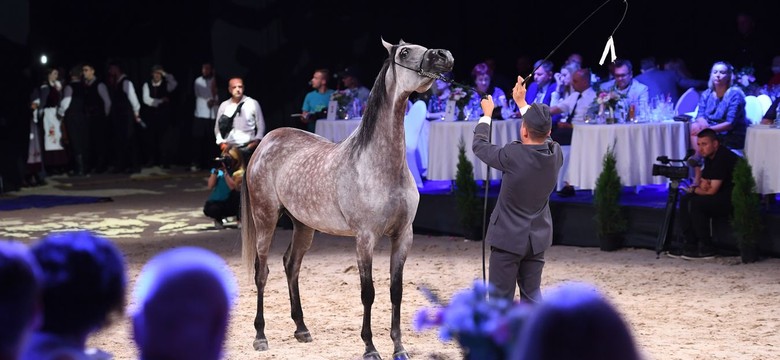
[472,76,563,303]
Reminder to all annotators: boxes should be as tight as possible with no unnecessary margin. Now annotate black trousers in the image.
[191,117,217,169]
[678,192,731,251]
[203,190,240,220]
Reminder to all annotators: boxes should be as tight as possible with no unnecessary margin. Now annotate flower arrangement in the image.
[413,280,529,359]
[449,87,472,109]
[331,89,354,108]
[596,89,623,111]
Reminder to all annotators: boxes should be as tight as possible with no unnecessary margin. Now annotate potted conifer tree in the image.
[455,137,483,240]
[593,143,626,251]
[731,157,762,263]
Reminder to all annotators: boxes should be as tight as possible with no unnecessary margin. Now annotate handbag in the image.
[218,102,244,138]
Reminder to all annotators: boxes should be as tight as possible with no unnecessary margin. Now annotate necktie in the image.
[568,93,583,122]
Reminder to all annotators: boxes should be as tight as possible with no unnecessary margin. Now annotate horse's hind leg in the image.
[284,214,315,343]
[355,231,381,360]
[389,227,413,360]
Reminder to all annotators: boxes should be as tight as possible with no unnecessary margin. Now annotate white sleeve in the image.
[124,80,141,115]
[519,104,531,116]
[142,83,155,107]
[58,85,73,117]
[98,83,111,116]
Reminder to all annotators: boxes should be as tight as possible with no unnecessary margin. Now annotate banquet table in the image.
[314,119,361,143]
[744,125,780,195]
[566,121,689,190]
[426,118,522,181]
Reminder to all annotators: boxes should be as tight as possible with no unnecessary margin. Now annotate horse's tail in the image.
[240,170,256,281]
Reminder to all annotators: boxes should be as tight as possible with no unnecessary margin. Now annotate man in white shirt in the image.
[214,77,264,166]
[549,68,596,195]
[191,62,219,171]
[141,65,178,168]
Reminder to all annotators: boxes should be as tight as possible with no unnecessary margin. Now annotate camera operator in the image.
[673,128,739,259]
[203,156,240,229]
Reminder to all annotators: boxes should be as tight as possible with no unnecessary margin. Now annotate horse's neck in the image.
[353,95,408,165]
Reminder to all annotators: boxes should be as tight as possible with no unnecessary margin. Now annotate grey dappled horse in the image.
[240,39,454,360]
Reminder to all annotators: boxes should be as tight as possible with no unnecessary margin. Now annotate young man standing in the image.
[214,77,264,166]
[472,76,564,303]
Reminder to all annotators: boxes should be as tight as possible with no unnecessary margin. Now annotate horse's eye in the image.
[400,48,409,59]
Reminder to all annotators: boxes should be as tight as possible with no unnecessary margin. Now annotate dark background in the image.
[2,0,779,191]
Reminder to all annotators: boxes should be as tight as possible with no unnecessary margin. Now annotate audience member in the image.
[734,66,761,96]
[727,11,770,83]
[0,240,42,360]
[483,57,512,96]
[689,61,747,156]
[525,60,557,107]
[599,58,649,107]
[21,230,126,360]
[204,149,240,229]
[672,129,739,259]
[30,67,68,177]
[635,57,707,103]
[191,62,219,172]
[473,78,563,303]
[130,246,237,360]
[425,71,453,118]
[551,62,580,107]
[81,63,112,174]
[58,66,89,177]
[515,55,533,80]
[106,61,143,174]
[471,62,508,118]
[141,64,178,168]
[564,53,583,68]
[510,281,642,360]
[214,77,265,167]
[338,66,370,104]
[549,69,596,195]
[299,68,334,132]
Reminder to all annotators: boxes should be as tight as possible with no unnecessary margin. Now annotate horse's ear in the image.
[399,39,407,45]
[381,37,393,53]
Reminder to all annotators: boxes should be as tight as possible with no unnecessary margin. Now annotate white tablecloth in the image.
[314,119,361,142]
[744,126,780,194]
[427,119,522,181]
[566,121,689,190]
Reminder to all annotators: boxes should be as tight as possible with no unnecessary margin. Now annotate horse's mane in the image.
[351,45,396,155]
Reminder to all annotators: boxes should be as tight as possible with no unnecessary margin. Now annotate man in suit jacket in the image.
[599,58,649,106]
[635,57,706,103]
[525,60,561,125]
[473,76,564,303]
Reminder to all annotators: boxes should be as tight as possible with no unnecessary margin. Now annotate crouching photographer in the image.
[203,155,240,229]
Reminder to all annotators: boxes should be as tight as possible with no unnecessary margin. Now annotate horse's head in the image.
[382,38,454,94]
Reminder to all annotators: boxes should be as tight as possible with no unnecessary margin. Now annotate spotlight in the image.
[40,54,48,65]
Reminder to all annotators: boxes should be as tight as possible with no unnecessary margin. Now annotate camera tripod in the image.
[655,178,683,258]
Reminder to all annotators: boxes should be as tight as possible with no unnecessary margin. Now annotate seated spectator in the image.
[673,129,739,259]
[299,68,334,132]
[550,62,580,108]
[425,71,453,118]
[599,58,649,107]
[525,60,557,106]
[635,57,707,103]
[0,241,42,360]
[767,55,780,86]
[21,230,126,360]
[510,281,642,360]
[130,246,237,360]
[204,148,241,229]
[470,62,508,118]
[338,66,370,104]
[689,61,747,156]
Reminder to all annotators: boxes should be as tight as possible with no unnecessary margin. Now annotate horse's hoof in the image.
[363,351,382,360]
[392,350,410,360]
[294,330,312,343]
[253,338,269,351]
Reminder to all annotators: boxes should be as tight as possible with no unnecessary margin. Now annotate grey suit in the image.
[473,122,563,302]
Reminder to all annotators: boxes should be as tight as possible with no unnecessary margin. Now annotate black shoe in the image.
[666,247,684,259]
[557,185,575,197]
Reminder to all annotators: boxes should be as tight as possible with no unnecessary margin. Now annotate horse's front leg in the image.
[356,231,381,360]
[389,227,413,360]
[284,219,315,343]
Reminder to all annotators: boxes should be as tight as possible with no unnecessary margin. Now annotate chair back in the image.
[675,87,699,115]
[756,94,773,115]
[744,95,763,125]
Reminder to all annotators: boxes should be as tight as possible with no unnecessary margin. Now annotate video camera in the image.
[651,153,691,180]
[214,155,234,171]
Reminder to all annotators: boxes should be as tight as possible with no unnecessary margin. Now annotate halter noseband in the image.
[392,47,487,99]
